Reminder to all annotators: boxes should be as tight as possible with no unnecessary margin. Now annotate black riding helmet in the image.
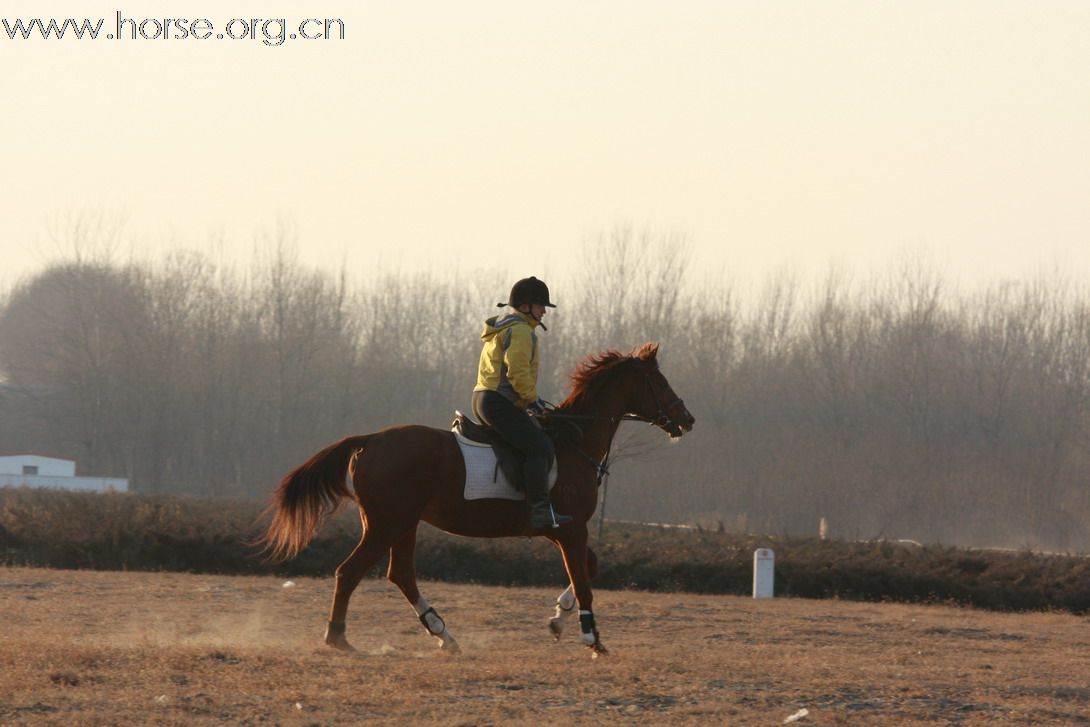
[498,276,556,309]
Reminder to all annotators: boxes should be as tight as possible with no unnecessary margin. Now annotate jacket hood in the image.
[480,311,537,341]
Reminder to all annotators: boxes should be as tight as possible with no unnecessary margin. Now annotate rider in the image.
[473,276,573,532]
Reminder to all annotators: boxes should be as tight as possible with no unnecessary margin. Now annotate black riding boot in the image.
[472,390,571,531]
[525,454,572,531]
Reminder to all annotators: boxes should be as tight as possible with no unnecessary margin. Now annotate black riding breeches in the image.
[472,390,553,496]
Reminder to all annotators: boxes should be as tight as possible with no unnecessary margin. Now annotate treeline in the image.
[2,227,1090,551]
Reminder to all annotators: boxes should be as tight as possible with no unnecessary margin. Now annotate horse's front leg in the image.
[557,528,607,656]
[547,583,576,639]
[547,545,597,641]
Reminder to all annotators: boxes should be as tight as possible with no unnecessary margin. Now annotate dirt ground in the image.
[2,566,1089,726]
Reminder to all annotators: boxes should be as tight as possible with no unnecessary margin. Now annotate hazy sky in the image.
[3,1,1089,291]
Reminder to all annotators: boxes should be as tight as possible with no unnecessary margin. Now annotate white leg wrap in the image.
[579,609,597,645]
[423,610,446,636]
[413,597,457,646]
[548,585,576,638]
[557,584,576,612]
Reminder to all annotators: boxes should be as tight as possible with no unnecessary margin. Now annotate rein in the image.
[539,372,687,486]
[543,372,687,428]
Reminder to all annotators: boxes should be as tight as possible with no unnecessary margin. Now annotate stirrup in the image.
[531,505,573,531]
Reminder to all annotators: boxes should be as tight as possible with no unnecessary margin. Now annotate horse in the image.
[259,342,694,656]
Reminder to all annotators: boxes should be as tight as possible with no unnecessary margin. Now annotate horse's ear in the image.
[636,342,659,364]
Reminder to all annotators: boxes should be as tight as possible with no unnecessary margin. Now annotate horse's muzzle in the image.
[663,407,695,439]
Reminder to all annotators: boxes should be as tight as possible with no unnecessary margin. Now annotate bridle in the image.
[544,371,687,429]
[639,370,687,430]
[540,370,688,485]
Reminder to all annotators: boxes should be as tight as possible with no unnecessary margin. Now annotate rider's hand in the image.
[526,398,548,417]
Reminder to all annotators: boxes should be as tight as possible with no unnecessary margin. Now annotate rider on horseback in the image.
[473,276,573,532]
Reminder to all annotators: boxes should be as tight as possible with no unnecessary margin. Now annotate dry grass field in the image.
[2,566,1089,726]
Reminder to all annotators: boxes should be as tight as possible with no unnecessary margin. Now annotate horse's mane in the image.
[558,342,659,409]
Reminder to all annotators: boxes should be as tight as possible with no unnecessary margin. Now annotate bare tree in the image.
[5,231,1090,550]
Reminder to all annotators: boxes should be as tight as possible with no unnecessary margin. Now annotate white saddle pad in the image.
[454,431,558,501]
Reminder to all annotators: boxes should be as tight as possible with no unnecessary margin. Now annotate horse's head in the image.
[624,343,695,439]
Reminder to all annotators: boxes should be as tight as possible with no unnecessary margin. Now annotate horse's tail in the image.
[260,434,372,563]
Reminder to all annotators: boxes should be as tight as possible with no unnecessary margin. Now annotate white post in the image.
[752,548,775,598]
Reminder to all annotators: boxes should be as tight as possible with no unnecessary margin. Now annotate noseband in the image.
[639,371,686,431]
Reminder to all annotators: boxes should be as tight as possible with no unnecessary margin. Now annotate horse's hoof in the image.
[325,638,356,652]
[548,618,563,640]
[590,641,609,658]
[439,638,461,654]
[324,622,356,652]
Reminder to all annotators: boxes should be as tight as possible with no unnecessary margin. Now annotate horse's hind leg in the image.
[325,519,391,651]
[387,526,460,653]
[548,544,598,640]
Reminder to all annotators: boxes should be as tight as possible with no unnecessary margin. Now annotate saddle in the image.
[451,411,541,492]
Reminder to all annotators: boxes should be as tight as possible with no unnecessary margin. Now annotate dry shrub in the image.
[3,487,1089,613]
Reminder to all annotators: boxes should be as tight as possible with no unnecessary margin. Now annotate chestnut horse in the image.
[260,343,694,656]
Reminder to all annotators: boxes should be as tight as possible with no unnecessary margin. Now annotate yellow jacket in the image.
[474,310,540,407]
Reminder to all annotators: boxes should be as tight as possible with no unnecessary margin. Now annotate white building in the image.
[0,453,129,493]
